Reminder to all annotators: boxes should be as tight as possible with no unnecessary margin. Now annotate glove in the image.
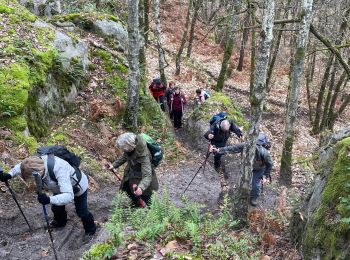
[38,193,50,205]
[0,172,12,182]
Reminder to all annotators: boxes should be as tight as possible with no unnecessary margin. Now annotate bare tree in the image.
[215,0,241,91]
[124,0,141,130]
[235,0,275,221]
[187,0,202,58]
[144,0,150,46]
[175,0,193,75]
[154,0,167,86]
[280,0,314,186]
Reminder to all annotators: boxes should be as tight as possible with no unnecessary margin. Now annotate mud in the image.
[0,185,116,260]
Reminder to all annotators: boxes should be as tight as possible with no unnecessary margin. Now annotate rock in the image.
[291,127,350,259]
[93,19,128,52]
[19,0,61,18]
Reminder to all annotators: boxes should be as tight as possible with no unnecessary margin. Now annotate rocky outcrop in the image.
[0,1,88,138]
[291,126,350,260]
[19,0,61,17]
[92,19,128,52]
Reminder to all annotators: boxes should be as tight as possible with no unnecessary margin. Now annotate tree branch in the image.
[310,24,350,76]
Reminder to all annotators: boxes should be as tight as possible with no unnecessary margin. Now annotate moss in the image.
[12,132,39,154]
[191,92,248,129]
[0,0,36,21]
[302,137,350,259]
[106,75,128,100]
[0,4,14,14]
[82,242,114,259]
[0,116,27,132]
[47,132,70,145]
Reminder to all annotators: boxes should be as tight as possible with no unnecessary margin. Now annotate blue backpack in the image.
[209,112,228,126]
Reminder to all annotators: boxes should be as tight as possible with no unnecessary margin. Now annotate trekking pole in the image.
[5,181,33,233]
[32,172,58,260]
[183,143,211,194]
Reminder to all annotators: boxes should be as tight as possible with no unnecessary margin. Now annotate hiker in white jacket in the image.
[6,156,96,241]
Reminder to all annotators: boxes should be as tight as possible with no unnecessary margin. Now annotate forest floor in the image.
[1,0,350,259]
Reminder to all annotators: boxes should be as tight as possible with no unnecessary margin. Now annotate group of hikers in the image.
[148,78,210,129]
[0,81,273,246]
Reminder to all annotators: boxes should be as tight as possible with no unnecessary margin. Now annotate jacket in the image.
[204,120,243,147]
[112,134,159,195]
[219,143,273,176]
[9,155,88,206]
[171,93,187,112]
[149,82,166,98]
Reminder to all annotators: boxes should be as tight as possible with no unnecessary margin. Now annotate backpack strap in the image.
[47,154,57,183]
[47,154,82,188]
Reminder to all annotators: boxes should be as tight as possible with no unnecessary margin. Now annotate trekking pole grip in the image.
[32,172,43,195]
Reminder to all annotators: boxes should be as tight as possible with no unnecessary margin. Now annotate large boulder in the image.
[19,0,61,17]
[0,1,88,138]
[291,126,350,260]
[92,19,128,52]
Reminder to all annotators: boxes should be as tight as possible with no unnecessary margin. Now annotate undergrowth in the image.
[82,191,259,259]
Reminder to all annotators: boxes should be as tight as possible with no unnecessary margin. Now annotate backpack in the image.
[36,146,82,192]
[209,112,228,126]
[139,133,164,167]
[256,133,271,150]
[203,90,210,100]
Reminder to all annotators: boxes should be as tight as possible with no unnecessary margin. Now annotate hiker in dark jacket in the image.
[204,119,243,171]
[109,133,159,207]
[170,87,187,129]
[149,78,166,111]
[0,156,96,242]
[211,133,273,206]
[165,81,175,118]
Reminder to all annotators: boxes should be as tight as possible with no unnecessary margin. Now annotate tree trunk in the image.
[124,0,140,130]
[236,11,250,71]
[280,0,313,186]
[320,59,339,131]
[330,86,350,128]
[139,0,146,75]
[306,51,316,123]
[215,0,240,92]
[175,0,193,75]
[144,0,150,46]
[187,0,202,58]
[235,0,275,222]
[154,0,167,86]
[249,2,257,94]
[266,0,292,92]
[96,0,101,8]
[326,73,348,129]
[311,54,334,134]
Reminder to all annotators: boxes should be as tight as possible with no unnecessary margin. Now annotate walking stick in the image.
[183,143,211,194]
[5,181,33,232]
[33,172,58,260]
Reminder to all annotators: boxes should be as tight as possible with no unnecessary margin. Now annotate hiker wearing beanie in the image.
[0,155,96,242]
[109,133,159,207]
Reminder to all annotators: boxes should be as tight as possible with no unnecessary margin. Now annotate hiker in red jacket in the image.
[149,78,166,111]
[170,87,187,129]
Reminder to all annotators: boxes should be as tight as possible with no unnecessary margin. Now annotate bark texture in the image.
[235,0,275,221]
[124,0,141,130]
[154,0,167,86]
[280,0,313,186]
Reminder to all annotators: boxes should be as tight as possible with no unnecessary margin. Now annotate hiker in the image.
[170,87,187,129]
[149,78,166,111]
[165,81,175,119]
[211,133,273,206]
[109,133,159,207]
[204,114,243,171]
[195,88,210,105]
[0,155,96,242]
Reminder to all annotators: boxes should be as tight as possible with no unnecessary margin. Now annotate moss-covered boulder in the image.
[291,127,350,260]
[0,0,88,138]
[185,92,248,151]
[19,0,61,17]
[51,12,128,52]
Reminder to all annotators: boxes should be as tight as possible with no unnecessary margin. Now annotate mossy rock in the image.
[0,0,88,152]
[300,137,350,259]
[51,12,125,30]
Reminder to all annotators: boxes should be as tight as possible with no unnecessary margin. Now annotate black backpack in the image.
[37,146,82,192]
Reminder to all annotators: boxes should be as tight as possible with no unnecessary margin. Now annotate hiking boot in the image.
[82,232,95,244]
[50,220,66,228]
[250,197,258,207]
